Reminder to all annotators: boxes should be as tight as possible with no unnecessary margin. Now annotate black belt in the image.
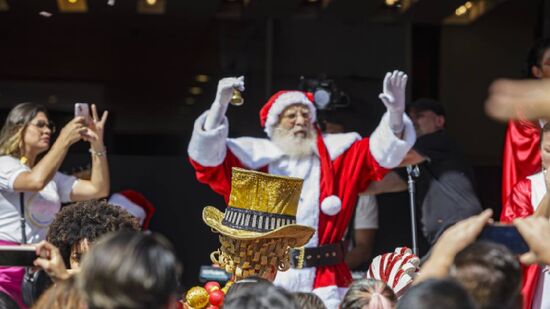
[289,242,345,269]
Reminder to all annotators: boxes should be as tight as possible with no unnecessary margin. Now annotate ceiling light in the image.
[195,75,209,83]
[189,87,203,95]
[137,0,165,14]
[0,0,8,11]
[57,0,88,12]
[455,5,467,16]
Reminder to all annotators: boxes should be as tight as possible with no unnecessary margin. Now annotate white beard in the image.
[271,125,317,159]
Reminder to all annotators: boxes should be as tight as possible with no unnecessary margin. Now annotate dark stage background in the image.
[0,0,548,288]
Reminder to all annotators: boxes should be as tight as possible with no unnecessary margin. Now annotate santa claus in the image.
[501,122,550,309]
[187,71,415,308]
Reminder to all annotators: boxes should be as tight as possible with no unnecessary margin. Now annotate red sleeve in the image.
[500,177,534,223]
[502,120,541,204]
[189,149,245,204]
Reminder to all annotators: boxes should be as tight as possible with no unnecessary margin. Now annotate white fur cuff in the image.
[369,112,416,168]
[187,111,229,167]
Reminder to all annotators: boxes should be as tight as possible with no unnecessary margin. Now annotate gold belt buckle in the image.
[294,247,305,269]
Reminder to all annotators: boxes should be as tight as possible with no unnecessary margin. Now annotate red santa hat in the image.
[108,190,155,229]
[259,90,342,216]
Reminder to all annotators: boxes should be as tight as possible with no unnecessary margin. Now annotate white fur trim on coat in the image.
[323,132,361,159]
[264,91,316,137]
[312,285,349,309]
[528,172,546,211]
[369,112,416,168]
[188,111,229,167]
[227,137,284,170]
[226,132,359,169]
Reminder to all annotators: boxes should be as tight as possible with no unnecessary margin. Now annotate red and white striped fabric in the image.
[366,247,420,297]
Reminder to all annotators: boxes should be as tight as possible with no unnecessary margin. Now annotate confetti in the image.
[39,11,53,17]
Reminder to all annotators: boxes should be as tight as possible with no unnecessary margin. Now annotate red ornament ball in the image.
[204,281,221,292]
[208,290,225,306]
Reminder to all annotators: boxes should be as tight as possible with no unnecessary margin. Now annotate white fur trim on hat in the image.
[264,91,316,137]
[108,193,147,226]
[320,195,341,216]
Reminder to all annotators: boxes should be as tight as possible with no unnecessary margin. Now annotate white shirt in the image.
[0,156,77,243]
[354,194,379,230]
[527,172,550,309]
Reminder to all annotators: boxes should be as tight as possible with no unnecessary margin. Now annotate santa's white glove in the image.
[204,76,245,131]
[378,70,408,135]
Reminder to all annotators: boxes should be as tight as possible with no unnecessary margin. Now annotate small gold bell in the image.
[230,89,244,106]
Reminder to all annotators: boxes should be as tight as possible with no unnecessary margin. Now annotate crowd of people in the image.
[0,38,549,309]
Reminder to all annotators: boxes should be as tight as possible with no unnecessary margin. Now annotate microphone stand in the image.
[406,165,420,256]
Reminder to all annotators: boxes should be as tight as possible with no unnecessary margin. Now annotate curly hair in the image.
[46,200,140,267]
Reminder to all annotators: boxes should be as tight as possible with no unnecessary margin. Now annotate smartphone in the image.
[0,245,37,266]
[74,103,91,125]
[478,223,530,255]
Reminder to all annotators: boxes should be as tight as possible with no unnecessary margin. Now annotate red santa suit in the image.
[188,91,415,308]
[501,171,550,309]
[501,120,541,205]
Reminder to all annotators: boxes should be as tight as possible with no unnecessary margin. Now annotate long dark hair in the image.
[0,103,48,158]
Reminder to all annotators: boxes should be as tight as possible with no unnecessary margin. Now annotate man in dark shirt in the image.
[367,98,482,245]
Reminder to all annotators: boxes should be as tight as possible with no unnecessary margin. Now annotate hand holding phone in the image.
[0,245,37,266]
[74,103,91,125]
[478,223,530,255]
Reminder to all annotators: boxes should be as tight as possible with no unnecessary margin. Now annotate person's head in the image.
[78,231,182,309]
[272,103,317,158]
[450,241,522,309]
[223,277,298,309]
[225,277,272,299]
[33,276,85,309]
[541,123,550,170]
[212,235,294,281]
[46,200,140,269]
[0,102,54,160]
[293,292,326,309]
[407,98,446,137]
[396,278,475,309]
[341,279,397,309]
[526,38,550,79]
[0,291,19,309]
[260,91,318,158]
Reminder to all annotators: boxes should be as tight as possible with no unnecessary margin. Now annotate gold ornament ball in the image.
[185,286,209,308]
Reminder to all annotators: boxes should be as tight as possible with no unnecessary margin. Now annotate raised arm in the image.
[379,70,408,138]
[204,76,245,131]
[70,104,110,200]
[13,117,86,192]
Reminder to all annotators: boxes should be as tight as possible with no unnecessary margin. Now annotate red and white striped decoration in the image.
[366,247,420,297]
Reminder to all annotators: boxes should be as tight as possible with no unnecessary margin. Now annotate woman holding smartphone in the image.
[0,102,109,307]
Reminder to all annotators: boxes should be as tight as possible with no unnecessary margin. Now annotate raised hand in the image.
[514,216,550,265]
[379,70,408,113]
[33,241,70,282]
[57,117,87,147]
[485,78,550,122]
[82,104,108,150]
[214,76,245,106]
